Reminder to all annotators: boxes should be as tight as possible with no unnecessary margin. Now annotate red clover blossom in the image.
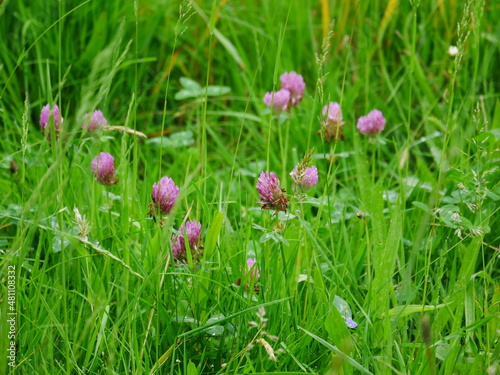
[280,71,305,107]
[320,102,345,141]
[83,110,107,132]
[290,165,318,191]
[357,109,386,136]
[247,258,261,279]
[263,89,291,113]
[40,104,63,138]
[263,71,305,113]
[256,171,289,212]
[151,176,179,215]
[171,220,203,262]
[91,152,118,186]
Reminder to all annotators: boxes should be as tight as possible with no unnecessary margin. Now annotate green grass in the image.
[1,0,500,374]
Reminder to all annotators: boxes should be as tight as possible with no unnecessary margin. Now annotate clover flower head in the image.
[40,105,50,128]
[247,258,261,279]
[357,109,386,136]
[171,220,202,262]
[83,110,107,132]
[256,171,289,212]
[280,71,305,107]
[263,89,291,113]
[151,176,179,215]
[91,152,118,186]
[40,104,63,137]
[320,102,345,142]
[322,102,344,125]
[290,165,318,191]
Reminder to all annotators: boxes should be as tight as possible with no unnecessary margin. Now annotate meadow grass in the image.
[0,0,499,374]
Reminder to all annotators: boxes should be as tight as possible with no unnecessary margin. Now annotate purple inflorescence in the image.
[263,89,291,113]
[263,71,305,113]
[171,220,202,262]
[246,258,261,279]
[290,166,318,191]
[320,102,345,142]
[40,104,63,137]
[280,71,305,107]
[322,102,343,125]
[91,152,118,186]
[151,177,179,215]
[357,109,386,136]
[345,317,358,329]
[83,110,107,132]
[256,171,289,212]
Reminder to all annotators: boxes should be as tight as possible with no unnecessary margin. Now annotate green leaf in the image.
[438,204,460,228]
[259,232,275,243]
[180,77,202,91]
[490,128,500,140]
[174,89,202,100]
[371,208,402,317]
[333,295,354,320]
[278,211,296,221]
[476,131,496,146]
[172,316,198,324]
[187,361,198,375]
[491,99,500,130]
[213,28,246,70]
[205,211,224,258]
[412,201,431,212]
[206,85,231,96]
[259,232,290,246]
[145,131,194,148]
[206,110,263,123]
[485,191,500,201]
[272,232,290,246]
[148,344,175,375]
[205,325,224,336]
[298,326,373,375]
[324,303,355,362]
[387,304,448,320]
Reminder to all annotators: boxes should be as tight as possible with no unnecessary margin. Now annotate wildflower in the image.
[333,295,358,329]
[263,89,291,113]
[320,102,345,141]
[91,152,118,186]
[345,317,358,329]
[83,110,107,132]
[171,220,203,262]
[237,258,261,292]
[280,71,305,107]
[151,176,179,215]
[448,45,459,57]
[289,149,318,196]
[247,258,261,279]
[40,104,63,138]
[356,109,386,136]
[256,171,289,212]
[290,166,318,191]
